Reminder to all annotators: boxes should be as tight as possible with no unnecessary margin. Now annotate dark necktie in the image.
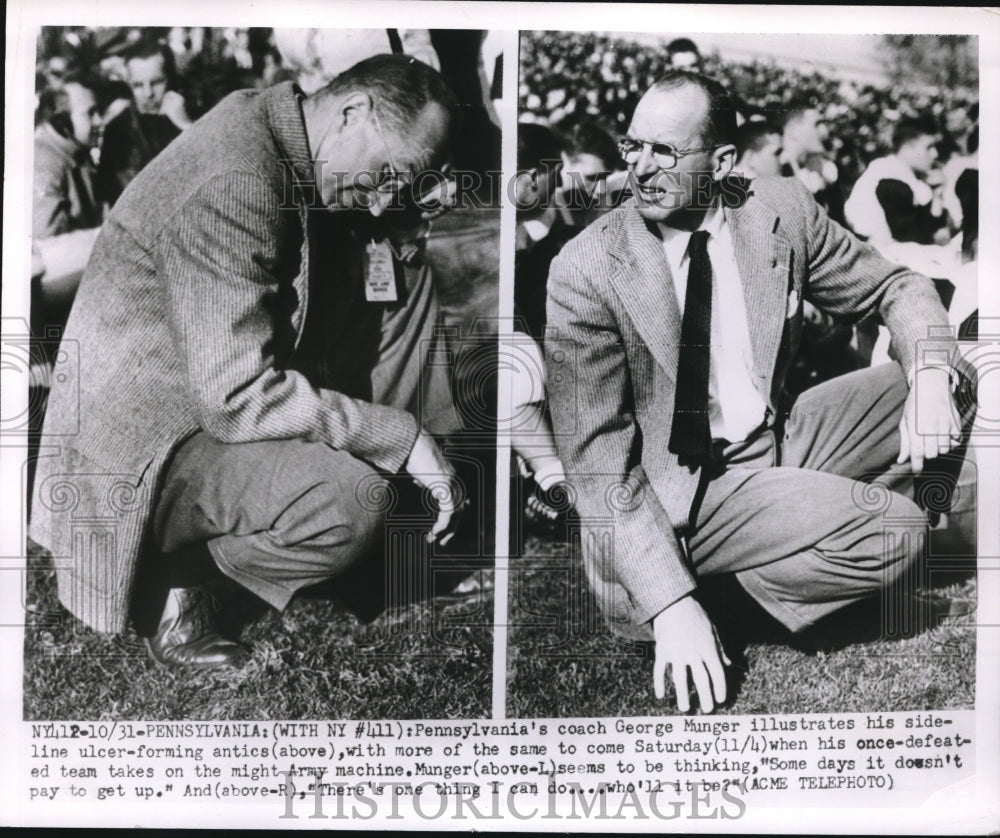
[668,229,713,465]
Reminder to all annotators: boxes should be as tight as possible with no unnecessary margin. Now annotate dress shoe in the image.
[146,587,249,669]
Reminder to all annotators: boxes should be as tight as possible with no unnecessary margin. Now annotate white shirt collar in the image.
[659,204,725,270]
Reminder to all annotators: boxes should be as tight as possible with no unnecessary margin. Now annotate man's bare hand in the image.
[898,366,962,474]
[417,170,457,222]
[404,430,463,545]
[652,595,730,713]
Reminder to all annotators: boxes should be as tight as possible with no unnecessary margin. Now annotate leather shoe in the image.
[146,587,249,669]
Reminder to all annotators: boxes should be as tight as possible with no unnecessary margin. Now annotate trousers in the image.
[152,434,389,610]
[687,363,974,632]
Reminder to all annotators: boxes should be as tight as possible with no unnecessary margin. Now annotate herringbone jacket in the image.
[31,82,419,633]
[545,176,951,641]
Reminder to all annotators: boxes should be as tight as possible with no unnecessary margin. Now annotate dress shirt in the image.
[660,206,767,442]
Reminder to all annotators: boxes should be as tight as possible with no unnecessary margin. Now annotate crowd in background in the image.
[509,32,979,529]
[516,31,978,403]
[30,26,502,375]
[519,30,977,192]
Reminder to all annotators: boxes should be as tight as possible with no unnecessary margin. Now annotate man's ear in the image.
[339,91,374,127]
[712,144,737,180]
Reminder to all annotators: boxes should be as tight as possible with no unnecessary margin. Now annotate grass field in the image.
[22,209,501,722]
[23,549,494,721]
[506,533,976,719]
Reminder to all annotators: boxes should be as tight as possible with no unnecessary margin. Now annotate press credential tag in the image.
[364,241,398,302]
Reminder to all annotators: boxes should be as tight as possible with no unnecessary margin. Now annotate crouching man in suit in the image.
[31,55,464,668]
[545,71,973,713]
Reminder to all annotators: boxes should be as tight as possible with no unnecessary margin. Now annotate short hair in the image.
[892,115,938,152]
[517,122,563,171]
[557,118,622,170]
[319,54,460,150]
[736,120,779,158]
[666,38,700,59]
[36,73,97,125]
[780,106,818,133]
[647,70,737,148]
[96,79,134,114]
[123,40,177,86]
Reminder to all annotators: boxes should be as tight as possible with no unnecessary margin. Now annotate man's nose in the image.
[632,143,659,178]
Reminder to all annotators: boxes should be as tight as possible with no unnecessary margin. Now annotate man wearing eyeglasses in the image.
[546,71,970,713]
[31,54,465,669]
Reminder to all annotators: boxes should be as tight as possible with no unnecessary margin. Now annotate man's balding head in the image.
[302,54,460,215]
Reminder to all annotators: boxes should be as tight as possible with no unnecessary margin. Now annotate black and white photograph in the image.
[507,29,980,719]
[20,24,502,721]
[1,1,998,832]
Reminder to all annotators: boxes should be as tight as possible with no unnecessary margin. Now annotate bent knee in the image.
[268,444,388,540]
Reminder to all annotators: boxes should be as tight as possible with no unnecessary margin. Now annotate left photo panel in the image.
[22,26,502,720]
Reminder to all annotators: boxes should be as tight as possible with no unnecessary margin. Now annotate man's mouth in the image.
[636,181,674,203]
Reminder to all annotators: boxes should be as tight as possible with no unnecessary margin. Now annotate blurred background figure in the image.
[734,120,783,179]
[30,73,105,471]
[780,105,845,224]
[33,75,104,301]
[515,123,575,340]
[273,28,439,93]
[97,39,191,206]
[666,37,702,70]
[554,117,627,229]
[846,115,948,246]
[510,122,574,532]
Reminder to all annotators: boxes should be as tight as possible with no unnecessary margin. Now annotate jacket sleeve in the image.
[874,178,946,245]
[546,250,697,628]
[795,178,953,373]
[33,145,70,239]
[155,170,419,473]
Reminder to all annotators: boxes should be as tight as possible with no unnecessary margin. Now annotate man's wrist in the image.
[906,362,955,390]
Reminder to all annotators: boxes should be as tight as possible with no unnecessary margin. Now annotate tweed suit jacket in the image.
[545,175,951,642]
[31,82,420,633]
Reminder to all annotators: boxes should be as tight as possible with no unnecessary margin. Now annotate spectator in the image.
[97,40,189,206]
[734,120,783,179]
[845,115,947,246]
[31,75,105,435]
[273,28,439,94]
[954,125,978,262]
[515,123,575,339]
[510,123,574,530]
[33,76,103,293]
[943,111,978,232]
[555,117,627,228]
[780,106,845,223]
[666,37,702,71]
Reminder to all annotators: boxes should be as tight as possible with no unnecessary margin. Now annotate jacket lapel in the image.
[607,204,683,383]
[728,196,792,404]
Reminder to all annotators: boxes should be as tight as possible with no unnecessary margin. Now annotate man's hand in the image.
[652,595,730,713]
[417,170,457,223]
[404,430,463,545]
[898,366,962,474]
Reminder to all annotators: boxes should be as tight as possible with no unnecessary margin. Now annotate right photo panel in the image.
[507,30,979,719]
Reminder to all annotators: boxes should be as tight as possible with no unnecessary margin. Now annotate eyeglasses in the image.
[617,137,717,170]
[370,104,410,195]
